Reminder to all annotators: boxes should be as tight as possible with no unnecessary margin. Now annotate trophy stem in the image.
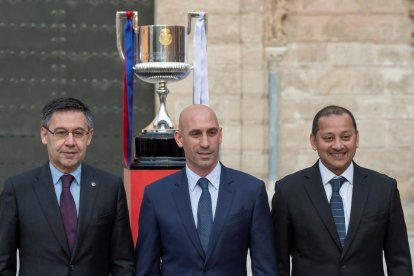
[143,81,176,133]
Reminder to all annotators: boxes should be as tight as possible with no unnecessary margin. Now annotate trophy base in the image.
[130,131,185,169]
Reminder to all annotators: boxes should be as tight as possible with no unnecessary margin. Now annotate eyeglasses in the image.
[43,126,90,139]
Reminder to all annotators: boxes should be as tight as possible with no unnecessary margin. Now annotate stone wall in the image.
[154,0,414,229]
[155,0,268,180]
[267,0,414,228]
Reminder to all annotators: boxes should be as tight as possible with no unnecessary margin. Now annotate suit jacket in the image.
[135,164,278,276]
[0,162,135,276]
[271,161,412,276]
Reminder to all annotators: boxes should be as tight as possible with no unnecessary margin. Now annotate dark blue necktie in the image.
[329,176,347,247]
[197,178,213,253]
[60,174,77,253]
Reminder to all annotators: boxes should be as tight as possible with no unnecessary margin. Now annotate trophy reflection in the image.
[116,12,207,168]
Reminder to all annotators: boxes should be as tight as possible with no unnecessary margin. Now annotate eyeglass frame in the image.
[42,126,91,139]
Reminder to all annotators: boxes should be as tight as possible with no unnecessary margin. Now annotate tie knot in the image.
[197,178,209,190]
[61,175,75,189]
[329,176,346,192]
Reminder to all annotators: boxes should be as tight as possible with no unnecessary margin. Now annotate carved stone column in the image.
[265,0,289,182]
[266,47,286,183]
[265,0,288,47]
[410,0,414,45]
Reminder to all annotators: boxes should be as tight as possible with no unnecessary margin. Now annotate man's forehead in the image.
[49,111,87,124]
[318,129,355,135]
[187,125,219,132]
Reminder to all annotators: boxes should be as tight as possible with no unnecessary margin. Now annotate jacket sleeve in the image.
[271,181,292,276]
[134,187,161,276]
[0,179,18,276]
[250,182,279,276]
[110,178,136,275]
[384,180,413,276]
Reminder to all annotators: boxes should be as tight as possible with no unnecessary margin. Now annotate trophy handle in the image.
[187,12,208,35]
[116,11,139,61]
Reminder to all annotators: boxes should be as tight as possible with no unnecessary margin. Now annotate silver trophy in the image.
[116,11,207,167]
[134,24,191,132]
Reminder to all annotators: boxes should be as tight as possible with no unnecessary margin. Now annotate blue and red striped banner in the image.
[123,11,135,168]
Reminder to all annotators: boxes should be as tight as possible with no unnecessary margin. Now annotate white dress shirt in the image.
[319,160,354,233]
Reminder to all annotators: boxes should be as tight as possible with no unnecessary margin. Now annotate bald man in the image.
[135,104,278,276]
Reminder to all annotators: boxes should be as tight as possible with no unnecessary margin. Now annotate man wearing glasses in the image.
[0,97,135,275]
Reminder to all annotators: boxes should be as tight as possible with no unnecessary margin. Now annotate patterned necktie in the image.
[329,176,347,247]
[60,174,77,253]
[197,178,213,253]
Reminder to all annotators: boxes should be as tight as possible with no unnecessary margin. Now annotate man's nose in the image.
[332,137,343,149]
[200,133,209,147]
[64,133,76,145]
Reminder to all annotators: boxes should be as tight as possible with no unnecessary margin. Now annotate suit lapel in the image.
[205,166,235,261]
[303,163,343,250]
[341,164,369,257]
[71,165,99,258]
[172,170,206,259]
[32,163,71,257]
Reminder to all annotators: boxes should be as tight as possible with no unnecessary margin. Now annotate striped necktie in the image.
[329,176,346,247]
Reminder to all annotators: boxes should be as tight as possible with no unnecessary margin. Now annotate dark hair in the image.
[41,97,93,128]
[311,105,357,136]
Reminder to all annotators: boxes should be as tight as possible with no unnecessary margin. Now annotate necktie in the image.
[329,176,346,247]
[197,178,213,253]
[60,174,77,253]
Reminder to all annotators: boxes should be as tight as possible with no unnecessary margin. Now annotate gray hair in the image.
[41,97,93,129]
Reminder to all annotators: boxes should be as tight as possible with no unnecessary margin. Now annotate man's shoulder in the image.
[278,167,312,183]
[272,166,318,195]
[1,165,49,195]
[224,166,262,183]
[82,163,121,180]
[145,170,183,191]
[355,164,395,184]
[221,166,265,193]
[5,164,48,183]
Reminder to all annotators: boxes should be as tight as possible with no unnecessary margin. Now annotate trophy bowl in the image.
[133,62,192,83]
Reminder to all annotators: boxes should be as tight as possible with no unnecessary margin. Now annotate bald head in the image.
[178,104,219,132]
[175,104,222,177]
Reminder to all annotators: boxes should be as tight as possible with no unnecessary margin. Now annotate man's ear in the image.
[219,127,223,144]
[310,133,317,151]
[86,128,94,146]
[174,130,183,148]
[40,127,48,145]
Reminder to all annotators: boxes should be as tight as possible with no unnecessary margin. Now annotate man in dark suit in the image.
[135,104,278,275]
[271,105,412,276]
[0,98,135,275]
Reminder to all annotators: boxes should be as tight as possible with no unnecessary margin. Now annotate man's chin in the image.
[61,160,80,169]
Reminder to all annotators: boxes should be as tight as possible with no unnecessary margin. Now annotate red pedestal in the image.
[124,168,179,245]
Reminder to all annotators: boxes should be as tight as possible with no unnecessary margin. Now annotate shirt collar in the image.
[186,162,221,192]
[49,162,82,186]
[318,160,354,186]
